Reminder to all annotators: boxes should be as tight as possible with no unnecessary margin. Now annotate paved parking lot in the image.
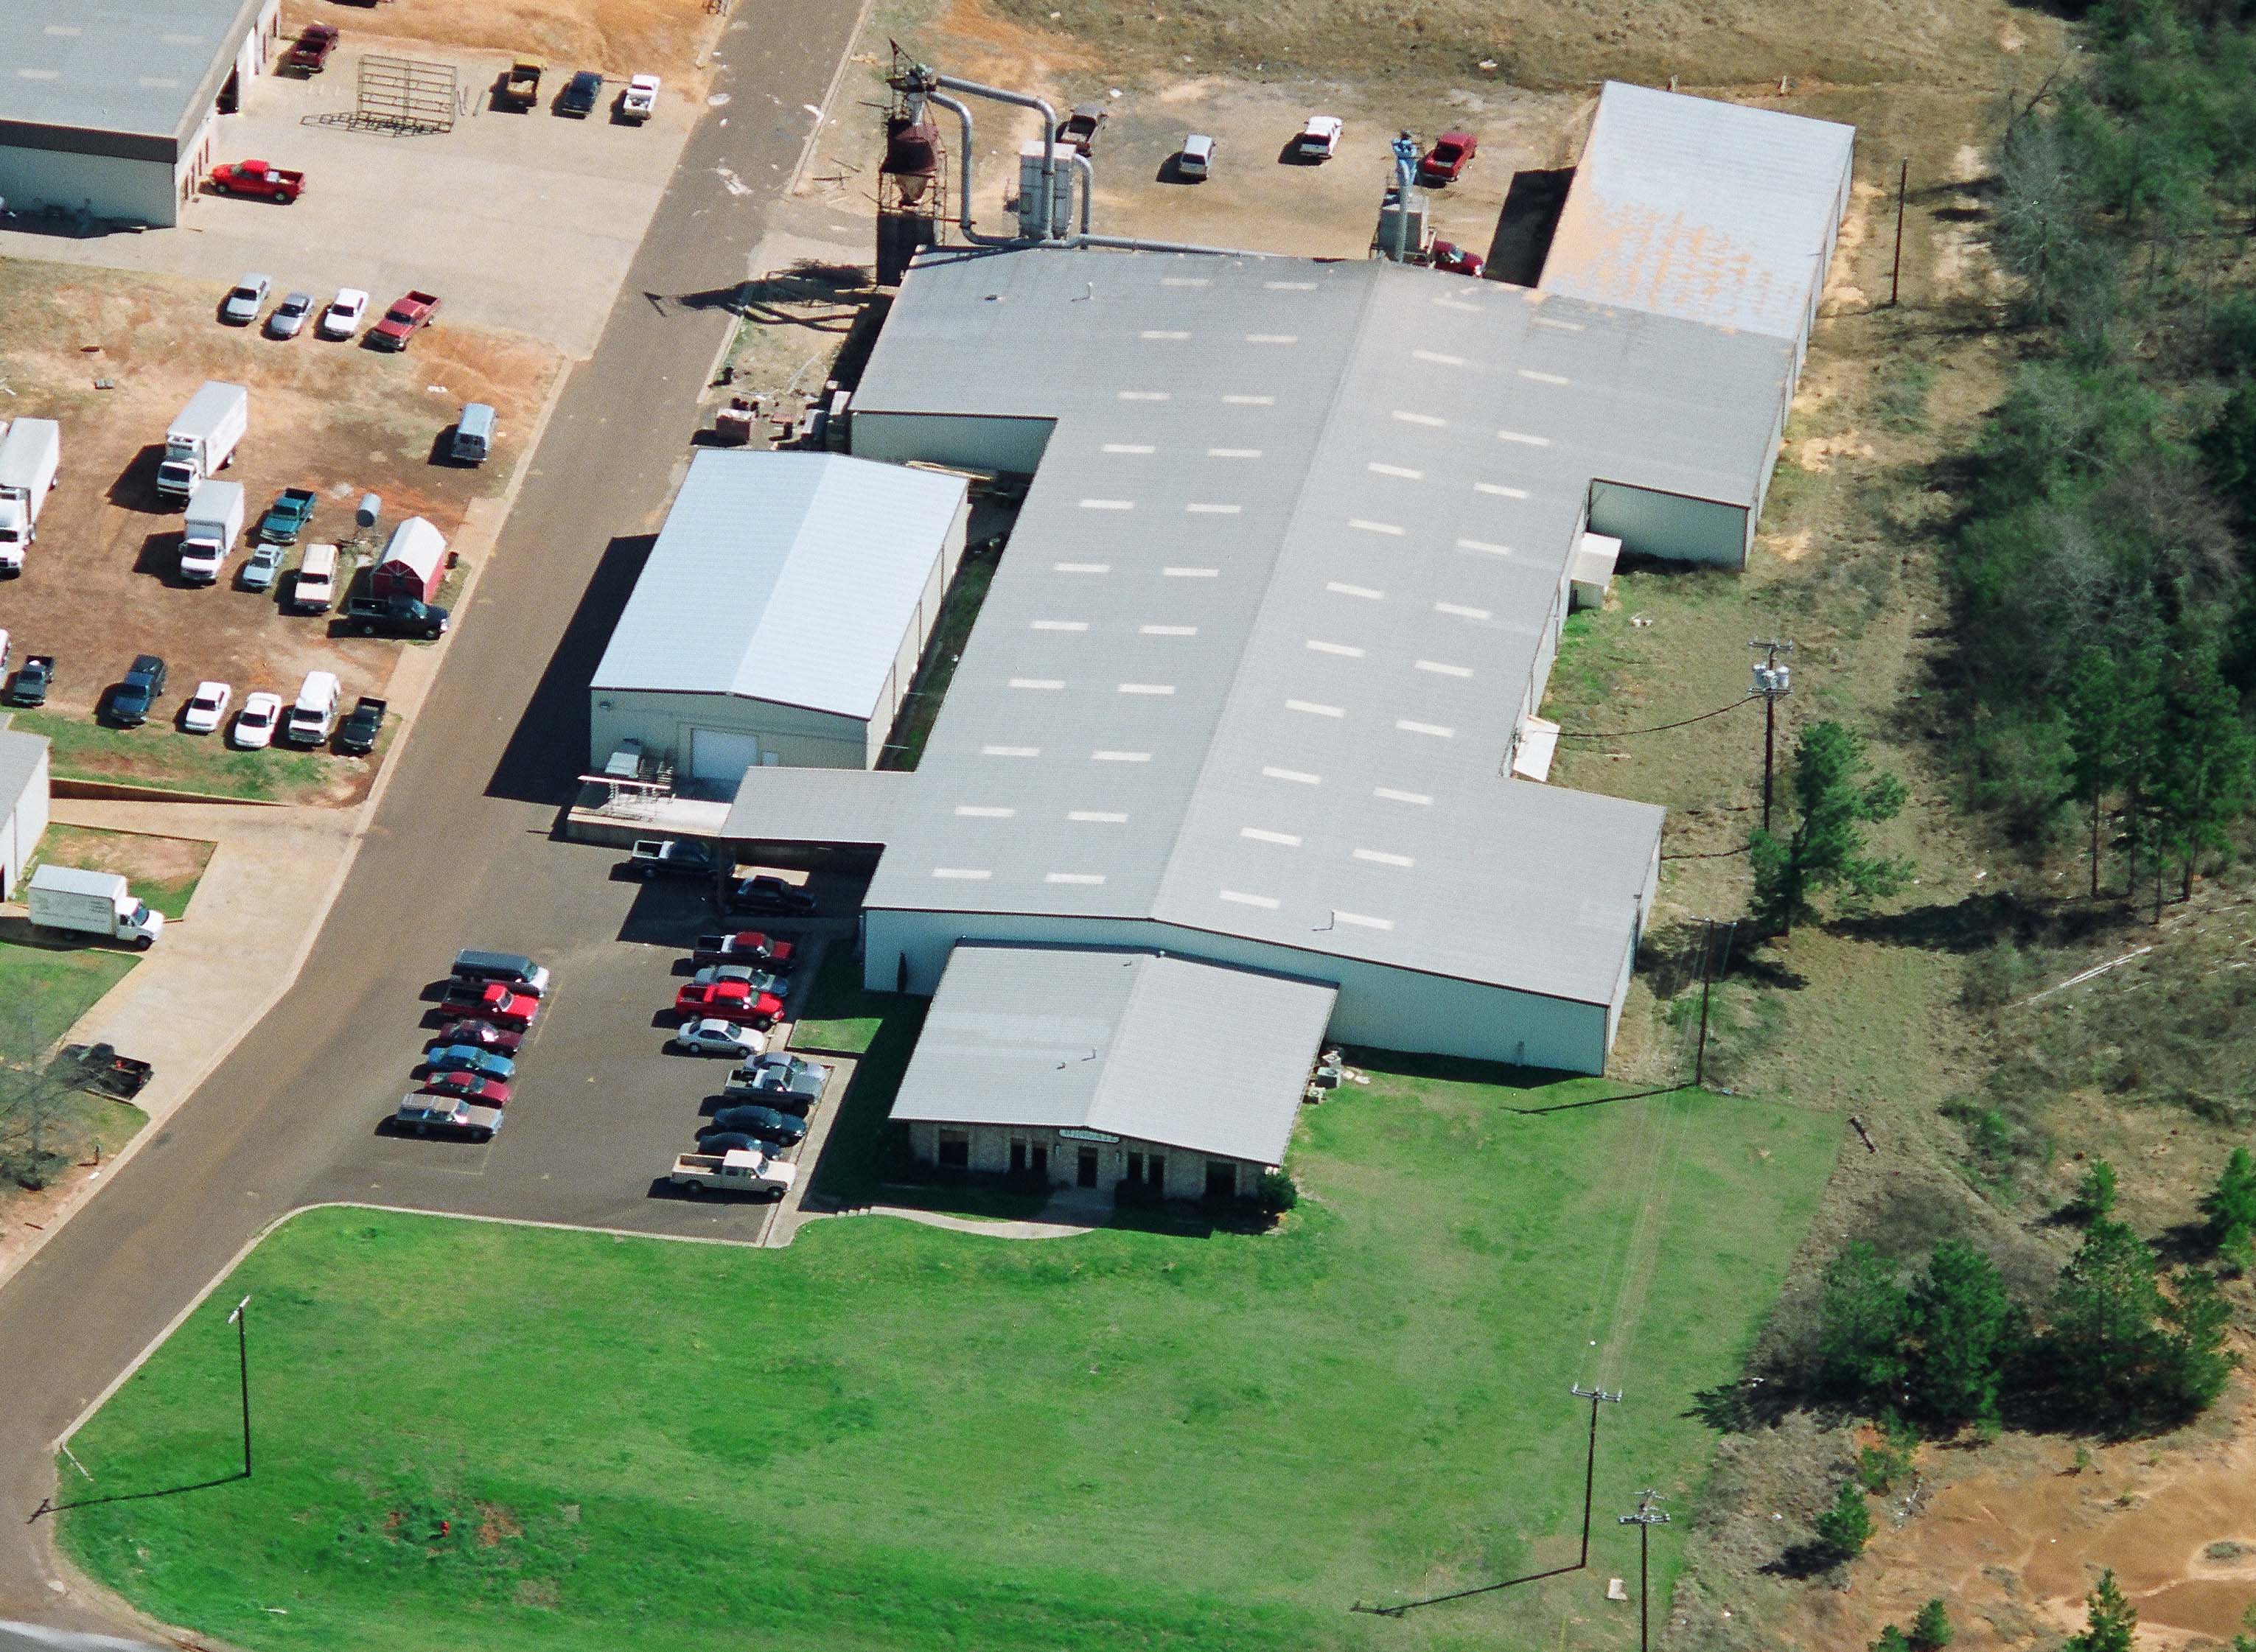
[304,868,856,1243]
[0,35,704,358]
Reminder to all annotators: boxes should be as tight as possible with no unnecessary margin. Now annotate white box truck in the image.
[178,479,246,584]
[0,416,61,573]
[286,669,341,744]
[156,382,248,503]
[26,865,164,949]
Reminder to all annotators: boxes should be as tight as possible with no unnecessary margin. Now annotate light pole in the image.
[1617,1490,1670,1652]
[1748,640,1794,831]
[226,1294,253,1478]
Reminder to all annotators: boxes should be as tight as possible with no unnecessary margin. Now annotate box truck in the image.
[26,865,164,949]
[156,382,248,503]
[0,416,61,573]
[178,480,246,584]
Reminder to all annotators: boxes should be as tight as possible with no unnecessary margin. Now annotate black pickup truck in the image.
[335,695,386,756]
[342,594,450,639]
[627,839,720,881]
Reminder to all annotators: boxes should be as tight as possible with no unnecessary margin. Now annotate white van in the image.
[292,542,338,612]
[285,670,340,745]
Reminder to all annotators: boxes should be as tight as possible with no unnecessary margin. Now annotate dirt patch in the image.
[0,259,558,805]
[475,1502,523,1547]
[30,826,214,891]
[282,0,716,82]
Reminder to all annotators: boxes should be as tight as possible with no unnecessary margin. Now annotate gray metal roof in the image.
[591,452,968,721]
[0,727,48,819]
[888,944,1337,1164]
[730,246,1755,1004]
[0,0,264,146]
[1540,82,1856,343]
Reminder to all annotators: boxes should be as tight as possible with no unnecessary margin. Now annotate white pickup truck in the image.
[668,1147,795,1201]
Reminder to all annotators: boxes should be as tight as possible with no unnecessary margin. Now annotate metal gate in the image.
[356,55,458,133]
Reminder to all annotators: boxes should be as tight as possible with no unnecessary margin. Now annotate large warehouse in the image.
[590,451,970,785]
[0,0,282,228]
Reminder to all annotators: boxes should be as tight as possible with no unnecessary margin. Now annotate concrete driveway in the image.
[0,35,705,357]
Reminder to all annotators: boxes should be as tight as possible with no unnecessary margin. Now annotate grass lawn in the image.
[10,710,330,802]
[0,941,138,1069]
[786,939,892,1057]
[59,1070,1838,1652]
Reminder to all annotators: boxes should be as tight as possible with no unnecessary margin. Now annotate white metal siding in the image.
[1586,480,1752,569]
[589,688,868,774]
[865,908,1613,1073]
[1,744,50,901]
[851,410,1058,476]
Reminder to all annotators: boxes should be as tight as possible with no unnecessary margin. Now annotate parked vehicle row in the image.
[93,652,378,753]
[496,60,661,124]
[214,265,441,354]
[394,951,552,1143]
[668,1049,832,1202]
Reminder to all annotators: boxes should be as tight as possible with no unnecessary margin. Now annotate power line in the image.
[1554,696,1753,740]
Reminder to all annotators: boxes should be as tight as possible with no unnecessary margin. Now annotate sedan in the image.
[702,1104,807,1147]
[418,1071,512,1107]
[558,69,604,116]
[240,541,285,591]
[724,875,816,916]
[431,1018,522,1055]
[181,680,232,735]
[221,273,271,325]
[1418,130,1478,185]
[671,1018,767,1058]
[424,1043,516,1081]
[675,981,784,1026]
[265,290,314,338]
[691,963,792,999]
[232,690,283,749]
[319,287,369,339]
[396,1096,503,1141]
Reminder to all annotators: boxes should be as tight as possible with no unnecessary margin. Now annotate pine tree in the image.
[1872,1627,1913,1652]
[2154,1267,2237,1419]
[1813,1481,1874,1562]
[2152,640,2256,905]
[2074,1158,2120,1223]
[1750,721,1913,937]
[2043,1219,2166,1422]
[2061,645,2161,898]
[1910,1597,1955,1652]
[2064,1569,2138,1652]
[1817,1241,1910,1399]
[1907,1240,2020,1425]
[2202,1147,2256,1259]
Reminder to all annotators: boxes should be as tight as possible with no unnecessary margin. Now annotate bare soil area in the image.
[30,826,214,894]
[0,259,557,802]
[282,0,719,83]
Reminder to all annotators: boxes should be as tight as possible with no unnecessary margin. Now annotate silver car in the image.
[222,273,271,325]
[265,290,314,338]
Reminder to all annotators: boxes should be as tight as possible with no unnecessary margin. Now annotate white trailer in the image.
[179,479,246,584]
[26,864,164,949]
[0,417,61,573]
[156,382,248,503]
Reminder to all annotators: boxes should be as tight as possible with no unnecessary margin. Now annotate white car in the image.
[621,73,660,122]
[671,1018,769,1059]
[221,273,270,325]
[1293,115,1343,161]
[1178,133,1216,181]
[318,287,369,340]
[232,690,283,749]
[182,680,232,735]
[265,291,313,339]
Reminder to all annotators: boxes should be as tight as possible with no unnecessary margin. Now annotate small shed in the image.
[369,516,447,602]
[0,725,52,900]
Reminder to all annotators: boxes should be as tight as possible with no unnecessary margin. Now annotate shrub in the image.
[1813,1482,1874,1563]
[1254,1171,1299,1217]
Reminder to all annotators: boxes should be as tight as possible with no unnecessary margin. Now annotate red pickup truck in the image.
[369,290,441,351]
[209,160,305,203]
[285,24,339,74]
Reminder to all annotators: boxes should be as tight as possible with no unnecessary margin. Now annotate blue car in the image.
[423,1043,516,1081]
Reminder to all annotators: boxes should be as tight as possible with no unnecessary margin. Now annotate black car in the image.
[7,653,54,707]
[701,1105,807,1148]
[342,595,450,639]
[559,70,603,116]
[724,875,817,916]
[111,654,167,725]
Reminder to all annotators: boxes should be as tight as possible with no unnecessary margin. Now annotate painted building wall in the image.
[0,741,52,901]
[904,1119,1261,1199]
[589,687,870,776]
[864,907,1616,1074]
[851,410,1058,476]
[1586,479,1753,569]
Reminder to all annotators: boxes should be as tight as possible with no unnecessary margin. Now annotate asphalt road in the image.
[0,0,869,1636]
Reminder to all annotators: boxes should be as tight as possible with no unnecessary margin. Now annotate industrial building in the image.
[0,725,52,902]
[892,945,1337,1198]
[591,452,971,785]
[705,83,1853,1189]
[0,0,282,228]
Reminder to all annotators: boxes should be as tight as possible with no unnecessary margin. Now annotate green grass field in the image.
[59,1073,1837,1652]
[0,941,138,1069]
[10,710,329,802]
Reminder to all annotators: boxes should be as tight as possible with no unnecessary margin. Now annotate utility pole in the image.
[1890,158,1908,307]
[1748,640,1795,832]
[1692,920,1718,1088]
[1617,1490,1671,1652]
[1569,1383,1623,1566]
[226,1294,253,1478]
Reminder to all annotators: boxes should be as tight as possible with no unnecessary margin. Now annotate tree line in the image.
[1949,0,2256,905]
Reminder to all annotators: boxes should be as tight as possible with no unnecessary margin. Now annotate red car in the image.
[675,981,786,1026]
[1430,239,1485,278]
[284,24,339,73]
[209,160,305,203]
[1418,130,1478,185]
[431,1018,523,1055]
[370,290,441,351]
[692,930,797,970]
[442,979,540,1030]
[418,1071,512,1107]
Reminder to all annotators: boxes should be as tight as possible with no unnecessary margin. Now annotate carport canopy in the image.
[889,944,1338,1166]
